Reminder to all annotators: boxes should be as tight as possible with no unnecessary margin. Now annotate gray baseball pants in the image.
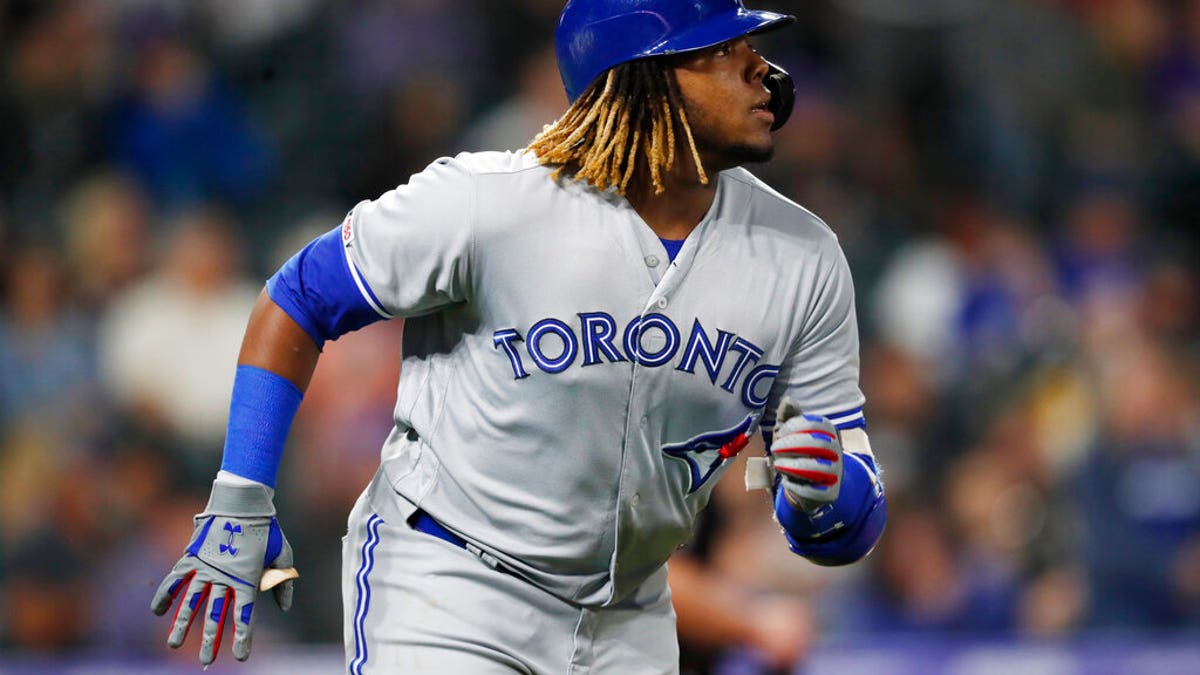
[341,470,679,674]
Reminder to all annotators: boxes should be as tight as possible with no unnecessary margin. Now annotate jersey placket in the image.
[606,190,721,601]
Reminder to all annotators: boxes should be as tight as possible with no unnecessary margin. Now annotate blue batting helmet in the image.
[555,0,795,103]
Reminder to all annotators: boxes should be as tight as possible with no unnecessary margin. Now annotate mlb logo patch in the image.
[342,215,355,245]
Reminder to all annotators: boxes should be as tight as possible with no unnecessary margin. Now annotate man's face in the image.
[671,37,776,171]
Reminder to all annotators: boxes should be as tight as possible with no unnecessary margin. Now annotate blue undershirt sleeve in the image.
[266,226,389,349]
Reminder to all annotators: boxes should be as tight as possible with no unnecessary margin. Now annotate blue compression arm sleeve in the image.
[219,365,303,488]
[774,453,887,566]
[267,225,388,349]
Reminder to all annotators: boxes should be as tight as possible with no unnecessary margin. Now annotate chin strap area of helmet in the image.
[764,60,795,131]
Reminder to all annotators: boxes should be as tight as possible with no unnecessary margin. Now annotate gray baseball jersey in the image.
[341,150,864,608]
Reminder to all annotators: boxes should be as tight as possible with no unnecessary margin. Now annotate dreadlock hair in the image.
[527,58,707,196]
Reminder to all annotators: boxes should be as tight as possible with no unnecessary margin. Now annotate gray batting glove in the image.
[150,481,297,665]
[769,398,844,511]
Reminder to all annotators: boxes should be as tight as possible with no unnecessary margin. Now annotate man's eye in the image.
[714,43,732,56]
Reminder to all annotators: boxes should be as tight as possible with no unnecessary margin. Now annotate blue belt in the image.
[410,509,468,549]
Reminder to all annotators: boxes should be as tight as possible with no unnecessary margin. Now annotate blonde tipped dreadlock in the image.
[528,60,707,196]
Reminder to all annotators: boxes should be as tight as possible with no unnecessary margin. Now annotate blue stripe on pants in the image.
[350,514,383,674]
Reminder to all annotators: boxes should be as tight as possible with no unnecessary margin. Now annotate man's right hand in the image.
[150,481,296,666]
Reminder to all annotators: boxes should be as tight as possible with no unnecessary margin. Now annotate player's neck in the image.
[625,167,718,241]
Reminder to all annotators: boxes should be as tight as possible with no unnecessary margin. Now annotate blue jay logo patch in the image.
[663,414,757,493]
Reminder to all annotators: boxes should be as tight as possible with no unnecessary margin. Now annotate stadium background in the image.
[0,0,1197,673]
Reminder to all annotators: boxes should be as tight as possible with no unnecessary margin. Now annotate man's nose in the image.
[746,49,769,84]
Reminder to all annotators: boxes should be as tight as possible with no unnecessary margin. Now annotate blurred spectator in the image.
[1139,257,1199,344]
[460,42,567,153]
[1,528,92,651]
[1072,337,1200,629]
[943,403,1084,636]
[856,341,940,497]
[0,246,100,431]
[355,75,470,198]
[0,0,112,238]
[107,8,274,212]
[0,426,110,652]
[96,207,258,472]
[943,0,1097,212]
[331,0,486,109]
[1151,0,1200,252]
[0,426,67,551]
[474,0,562,101]
[1079,0,1171,76]
[870,190,1058,390]
[197,0,322,51]
[60,169,153,312]
[92,444,214,657]
[829,499,1022,635]
[1051,183,1144,306]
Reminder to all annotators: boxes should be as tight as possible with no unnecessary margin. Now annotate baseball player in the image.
[150,0,887,672]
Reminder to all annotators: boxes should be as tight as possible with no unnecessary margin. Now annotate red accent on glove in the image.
[171,572,208,647]
[776,466,839,486]
[210,587,233,663]
[771,445,840,463]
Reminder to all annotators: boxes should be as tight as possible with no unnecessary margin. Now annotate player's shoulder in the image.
[386,150,550,206]
[429,149,548,179]
[721,167,840,247]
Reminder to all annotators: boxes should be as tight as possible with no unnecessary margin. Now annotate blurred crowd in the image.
[0,0,1197,671]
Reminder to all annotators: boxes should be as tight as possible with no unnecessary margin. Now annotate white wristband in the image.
[216,470,275,498]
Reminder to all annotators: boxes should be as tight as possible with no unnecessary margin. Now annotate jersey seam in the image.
[424,166,479,443]
[791,246,837,356]
[602,359,641,603]
[342,239,394,320]
[722,170,838,239]
[468,164,546,178]
[466,158,479,300]
[457,150,546,178]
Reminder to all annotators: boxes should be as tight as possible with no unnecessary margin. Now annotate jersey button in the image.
[655,298,668,309]
[644,255,660,268]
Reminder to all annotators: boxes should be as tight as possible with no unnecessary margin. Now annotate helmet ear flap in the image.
[764,60,794,131]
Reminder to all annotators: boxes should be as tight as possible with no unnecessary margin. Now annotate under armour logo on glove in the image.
[221,522,242,556]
